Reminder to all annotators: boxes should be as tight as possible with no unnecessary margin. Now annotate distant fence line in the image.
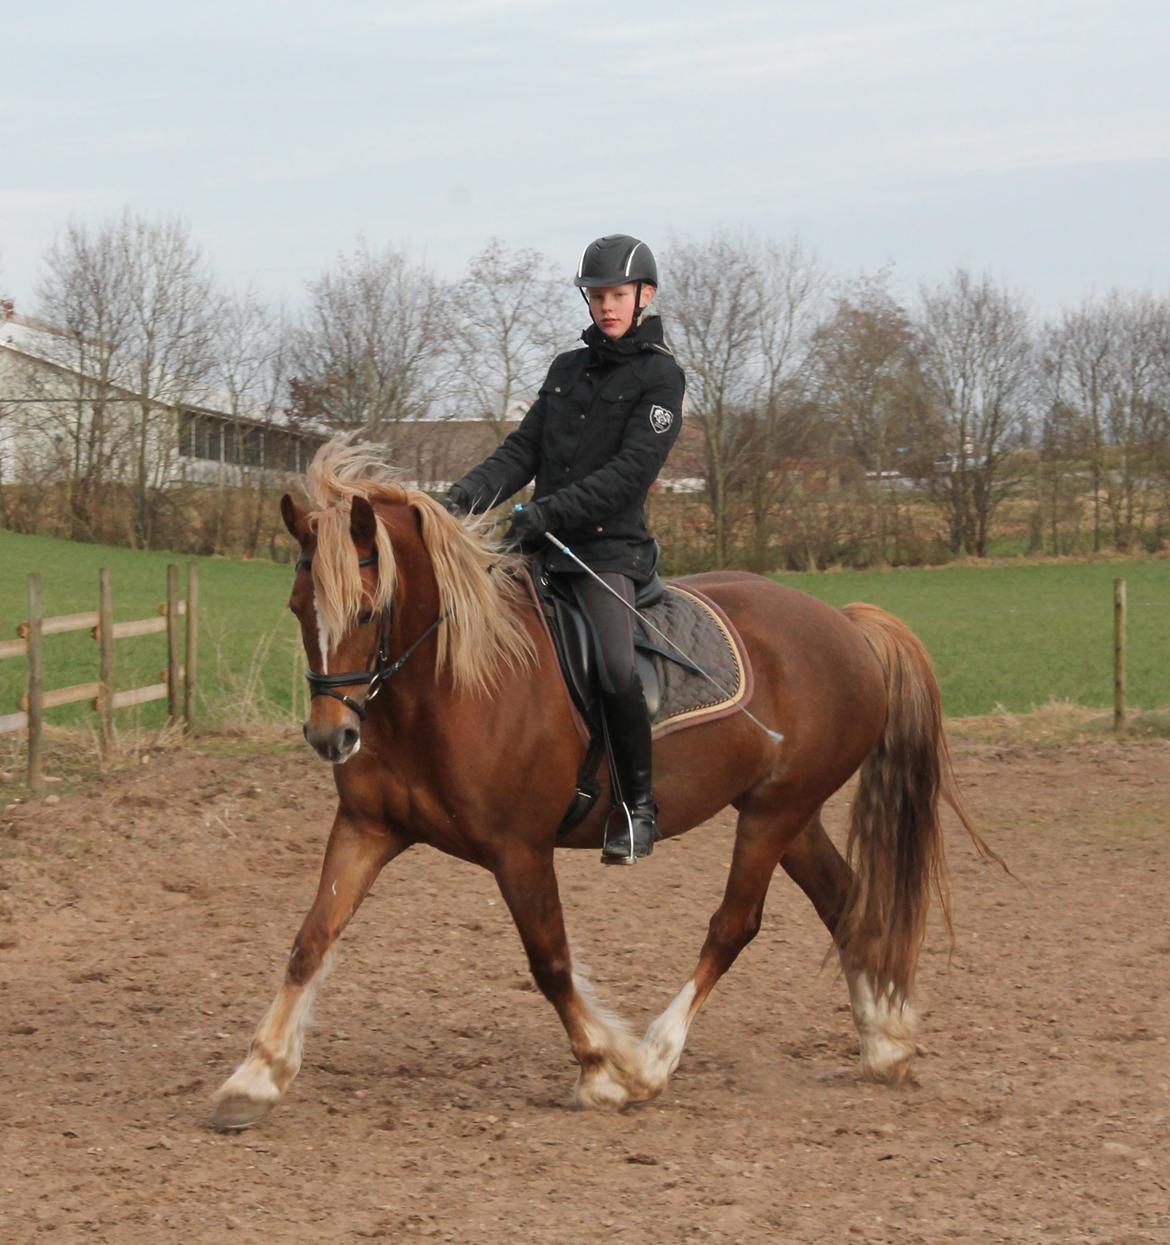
[0,564,199,788]
[0,571,1137,790]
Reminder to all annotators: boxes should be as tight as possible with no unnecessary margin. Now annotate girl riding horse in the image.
[442,234,684,864]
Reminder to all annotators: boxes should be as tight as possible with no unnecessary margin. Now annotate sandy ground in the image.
[0,733,1168,1244]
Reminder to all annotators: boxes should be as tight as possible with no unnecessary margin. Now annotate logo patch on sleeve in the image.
[648,405,675,434]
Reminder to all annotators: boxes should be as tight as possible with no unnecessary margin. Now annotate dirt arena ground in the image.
[1,733,1167,1244]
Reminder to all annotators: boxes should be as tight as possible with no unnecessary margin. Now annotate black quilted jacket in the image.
[452,316,685,579]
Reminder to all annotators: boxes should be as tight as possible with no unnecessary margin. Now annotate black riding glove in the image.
[507,501,549,545]
[439,484,470,517]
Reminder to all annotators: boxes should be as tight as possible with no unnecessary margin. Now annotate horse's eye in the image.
[357,610,374,626]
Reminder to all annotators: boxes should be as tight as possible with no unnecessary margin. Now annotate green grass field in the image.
[772,560,1169,718]
[0,530,303,731]
[1,529,1167,732]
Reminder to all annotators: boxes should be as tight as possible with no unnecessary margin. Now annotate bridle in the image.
[297,552,445,721]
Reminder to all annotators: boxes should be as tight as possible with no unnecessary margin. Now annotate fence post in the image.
[98,567,115,757]
[26,573,44,790]
[166,564,180,724]
[184,563,199,730]
[1113,577,1127,733]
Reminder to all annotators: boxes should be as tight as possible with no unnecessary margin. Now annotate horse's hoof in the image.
[859,1044,917,1087]
[209,1093,274,1132]
[575,1063,630,1111]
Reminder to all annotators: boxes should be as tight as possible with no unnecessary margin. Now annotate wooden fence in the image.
[0,563,199,788]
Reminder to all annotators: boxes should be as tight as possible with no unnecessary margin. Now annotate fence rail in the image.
[18,611,99,639]
[1,564,200,788]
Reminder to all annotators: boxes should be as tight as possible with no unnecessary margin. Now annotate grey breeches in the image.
[566,572,637,696]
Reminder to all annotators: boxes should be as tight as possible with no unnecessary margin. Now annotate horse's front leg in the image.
[210,811,407,1130]
[494,845,650,1110]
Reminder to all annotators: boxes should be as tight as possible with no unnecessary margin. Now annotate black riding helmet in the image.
[573,234,658,331]
[573,234,658,288]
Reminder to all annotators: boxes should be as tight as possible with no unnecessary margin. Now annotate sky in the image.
[3,0,1168,317]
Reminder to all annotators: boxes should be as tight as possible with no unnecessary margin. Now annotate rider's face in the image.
[587,282,655,339]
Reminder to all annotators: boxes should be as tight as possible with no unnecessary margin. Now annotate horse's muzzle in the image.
[303,720,361,764]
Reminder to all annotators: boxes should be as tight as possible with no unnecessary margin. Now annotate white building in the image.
[0,306,326,489]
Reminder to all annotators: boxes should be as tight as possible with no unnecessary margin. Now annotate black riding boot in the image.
[600,678,657,865]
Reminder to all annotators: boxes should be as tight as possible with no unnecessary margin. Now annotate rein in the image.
[298,553,447,721]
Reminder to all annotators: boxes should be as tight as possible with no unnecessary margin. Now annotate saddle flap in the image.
[527,563,753,839]
[549,594,598,717]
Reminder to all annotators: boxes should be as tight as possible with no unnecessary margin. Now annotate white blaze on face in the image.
[314,600,330,675]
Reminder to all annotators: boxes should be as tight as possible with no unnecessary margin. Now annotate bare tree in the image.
[35,211,219,546]
[661,235,760,564]
[122,216,220,546]
[1102,294,1170,549]
[1033,392,1089,556]
[1155,306,1170,547]
[813,274,924,564]
[1041,291,1170,551]
[34,221,137,539]
[290,242,446,449]
[209,291,293,556]
[740,240,825,570]
[662,233,824,566]
[914,270,1035,556]
[0,285,15,529]
[443,239,575,437]
[1040,295,1119,552]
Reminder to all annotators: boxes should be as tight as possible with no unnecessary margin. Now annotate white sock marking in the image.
[215,949,336,1106]
[640,979,697,1090]
[844,964,916,1081]
[570,969,646,1110]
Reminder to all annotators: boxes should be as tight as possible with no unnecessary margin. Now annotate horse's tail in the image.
[837,603,993,1002]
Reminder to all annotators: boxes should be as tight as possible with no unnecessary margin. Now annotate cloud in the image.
[357,0,561,29]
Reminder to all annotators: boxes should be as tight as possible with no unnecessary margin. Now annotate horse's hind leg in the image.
[780,814,917,1083]
[636,804,801,1099]
[210,813,407,1130]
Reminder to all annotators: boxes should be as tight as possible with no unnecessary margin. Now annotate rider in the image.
[441,234,685,864]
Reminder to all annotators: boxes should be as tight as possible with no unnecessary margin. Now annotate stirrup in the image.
[600,802,657,866]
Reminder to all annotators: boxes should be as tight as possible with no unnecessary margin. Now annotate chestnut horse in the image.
[211,443,984,1130]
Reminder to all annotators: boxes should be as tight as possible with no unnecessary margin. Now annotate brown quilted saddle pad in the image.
[640,583,754,740]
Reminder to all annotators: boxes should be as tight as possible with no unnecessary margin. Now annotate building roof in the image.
[0,310,326,437]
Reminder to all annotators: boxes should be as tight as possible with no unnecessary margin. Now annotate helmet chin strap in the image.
[631,281,645,330]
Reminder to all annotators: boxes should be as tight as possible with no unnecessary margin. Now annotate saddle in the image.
[527,555,752,836]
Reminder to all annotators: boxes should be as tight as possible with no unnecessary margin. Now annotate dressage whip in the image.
[540,530,783,745]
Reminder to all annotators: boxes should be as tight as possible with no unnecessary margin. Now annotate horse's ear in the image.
[350,495,377,548]
[280,493,305,541]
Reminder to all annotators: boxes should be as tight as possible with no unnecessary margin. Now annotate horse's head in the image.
[281,490,390,764]
[279,439,537,765]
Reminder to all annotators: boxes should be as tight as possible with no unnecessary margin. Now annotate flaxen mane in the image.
[303,440,536,695]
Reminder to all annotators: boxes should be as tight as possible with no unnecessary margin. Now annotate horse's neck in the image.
[375,515,520,686]
[380,562,552,731]
[384,522,443,685]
